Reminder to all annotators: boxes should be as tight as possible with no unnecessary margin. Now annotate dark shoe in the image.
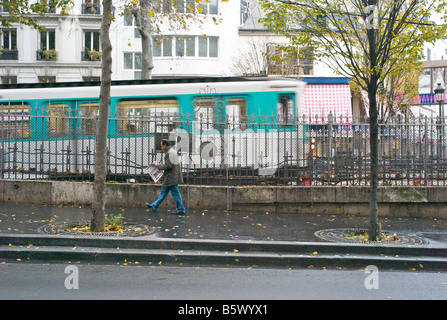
[175,210,185,215]
[145,202,156,212]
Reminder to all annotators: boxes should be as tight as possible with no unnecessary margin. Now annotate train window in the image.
[119,99,178,118]
[0,103,30,139]
[47,104,70,137]
[227,98,247,130]
[277,96,294,124]
[118,99,179,134]
[80,102,99,136]
[193,98,215,130]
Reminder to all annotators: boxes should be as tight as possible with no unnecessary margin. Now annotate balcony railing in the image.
[81,3,100,14]
[81,50,101,61]
[36,50,58,61]
[41,5,56,13]
[0,50,18,60]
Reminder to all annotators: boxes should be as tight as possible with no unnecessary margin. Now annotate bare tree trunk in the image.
[133,0,154,79]
[368,85,379,241]
[367,7,379,240]
[91,0,113,232]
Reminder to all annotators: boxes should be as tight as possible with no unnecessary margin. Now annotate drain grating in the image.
[315,228,430,246]
[38,220,155,237]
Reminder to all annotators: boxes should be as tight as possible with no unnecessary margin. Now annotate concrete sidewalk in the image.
[1,202,447,243]
[1,202,447,269]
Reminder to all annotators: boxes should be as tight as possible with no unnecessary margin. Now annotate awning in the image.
[302,83,352,120]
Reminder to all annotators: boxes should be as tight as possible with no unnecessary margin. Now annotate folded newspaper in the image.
[145,164,164,183]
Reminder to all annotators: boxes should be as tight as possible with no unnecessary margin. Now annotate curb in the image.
[1,234,447,270]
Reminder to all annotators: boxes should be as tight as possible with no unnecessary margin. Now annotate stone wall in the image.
[1,180,446,218]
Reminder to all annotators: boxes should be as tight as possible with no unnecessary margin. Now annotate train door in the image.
[78,101,99,136]
[226,97,247,130]
[276,94,298,170]
[46,102,72,138]
[191,97,219,167]
[277,95,294,124]
[193,98,218,132]
[41,101,78,174]
[118,98,180,170]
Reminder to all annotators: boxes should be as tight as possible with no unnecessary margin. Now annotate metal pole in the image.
[327,112,333,185]
[0,148,3,180]
[439,100,443,164]
[0,112,4,180]
[441,99,445,178]
[186,115,190,213]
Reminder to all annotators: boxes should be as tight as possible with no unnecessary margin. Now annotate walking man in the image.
[146,139,185,214]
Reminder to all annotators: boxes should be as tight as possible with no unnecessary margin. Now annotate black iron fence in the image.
[1,110,447,186]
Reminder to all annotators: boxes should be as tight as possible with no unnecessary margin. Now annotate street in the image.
[1,261,446,300]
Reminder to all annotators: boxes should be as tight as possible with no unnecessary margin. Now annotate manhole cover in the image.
[419,232,447,243]
[315,228,429,246]
[38,220,155,237]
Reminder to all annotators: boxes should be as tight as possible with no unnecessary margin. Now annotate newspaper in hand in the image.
[145,164,163,183]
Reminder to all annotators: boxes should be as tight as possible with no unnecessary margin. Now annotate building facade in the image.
[0,0,255,83]
[0,0,105,83]
[0,0,341,84]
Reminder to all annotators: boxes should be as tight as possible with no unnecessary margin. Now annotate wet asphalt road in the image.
[1,261,446,300]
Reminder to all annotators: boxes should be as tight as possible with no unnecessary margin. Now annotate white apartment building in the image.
[0,0,104,83]
[236,4,337,78]
[115,0,242,79]
[0,0,339,84]
[0,0,240,83]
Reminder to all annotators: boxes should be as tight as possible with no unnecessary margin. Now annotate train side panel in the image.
[0,78,307,179]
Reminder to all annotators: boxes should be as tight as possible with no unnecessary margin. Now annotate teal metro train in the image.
[0,77,308,179]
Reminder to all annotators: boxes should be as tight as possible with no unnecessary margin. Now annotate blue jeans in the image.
[151,185,185,213]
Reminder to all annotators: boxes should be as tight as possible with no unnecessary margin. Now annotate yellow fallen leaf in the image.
[312,251,318,255]
[233,249,239,253]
